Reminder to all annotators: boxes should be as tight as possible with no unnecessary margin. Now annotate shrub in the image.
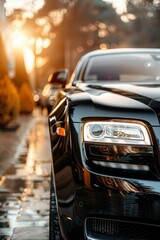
[0,76,20,126]
[19,82,35,113]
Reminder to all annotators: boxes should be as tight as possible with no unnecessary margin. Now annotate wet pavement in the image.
[0,109,51,240]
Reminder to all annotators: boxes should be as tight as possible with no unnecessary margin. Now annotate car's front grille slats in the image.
[85,217,160,240]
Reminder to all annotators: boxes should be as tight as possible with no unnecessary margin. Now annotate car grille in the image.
[85,217,160,240]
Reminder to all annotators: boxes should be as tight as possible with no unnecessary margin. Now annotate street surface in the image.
[0,109,51,240]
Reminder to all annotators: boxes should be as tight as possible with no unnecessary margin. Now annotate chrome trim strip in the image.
[93,161,150,171]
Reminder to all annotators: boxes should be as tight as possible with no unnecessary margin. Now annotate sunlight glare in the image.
[43,38,51,48]
[12,30,26,48]
[35,38,43,54]
[24,47,35,73]
[4,0,45,16]
[104,0,127,14]
[36,57,48,68]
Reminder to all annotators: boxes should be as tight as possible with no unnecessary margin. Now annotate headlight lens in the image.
[83,121,151,145]
[89,124,105,138]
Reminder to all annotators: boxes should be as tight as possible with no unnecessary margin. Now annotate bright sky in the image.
[4,0,127,16]
[4,0,45,16]
[104,0,127,14]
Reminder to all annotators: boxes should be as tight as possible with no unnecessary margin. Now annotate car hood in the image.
[75,82,160,110]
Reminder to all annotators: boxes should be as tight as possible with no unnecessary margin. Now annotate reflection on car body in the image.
[48,48,160,240]
[40,83,59,113]
[39,70,68,113]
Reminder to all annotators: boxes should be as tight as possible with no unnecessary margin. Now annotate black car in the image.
[48,48,160,240]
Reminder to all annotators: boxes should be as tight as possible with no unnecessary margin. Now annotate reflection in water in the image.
[0,176,6,187]
[26,143,35,170]
[0,115,51,239]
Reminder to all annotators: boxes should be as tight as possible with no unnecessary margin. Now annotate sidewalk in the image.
[0,111,36,178]
[0,108,52,240]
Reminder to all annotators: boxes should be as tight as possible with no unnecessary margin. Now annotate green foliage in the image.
[0,76,20,126]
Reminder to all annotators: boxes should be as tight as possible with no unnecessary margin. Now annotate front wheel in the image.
[49,171,63,240]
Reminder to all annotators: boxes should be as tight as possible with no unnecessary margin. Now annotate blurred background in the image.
[0,0,160,121]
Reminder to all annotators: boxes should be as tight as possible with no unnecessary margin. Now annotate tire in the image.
[49,170,63,240]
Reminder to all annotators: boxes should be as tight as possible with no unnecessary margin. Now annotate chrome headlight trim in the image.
[83,120,151,145]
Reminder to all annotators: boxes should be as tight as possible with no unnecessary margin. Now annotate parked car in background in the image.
[39,71,68,113]
[33,89,42,108]
[40,83,59,113]
[48,48,160,240]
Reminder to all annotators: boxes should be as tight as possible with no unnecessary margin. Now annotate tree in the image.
[0,76,20,126]
[13,0,160,87]
[14,0,127,83]
[36,0,126,73]
[0,33,20,126]
[13,47,30,88]
[13,47,35,113]
[6,8,36,113]
[126,0,160,47]
[22,0,127,77]
[0,34,8,78]
[54,0,127,72]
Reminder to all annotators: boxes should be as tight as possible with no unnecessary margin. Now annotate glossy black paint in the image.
[49,49,160,240]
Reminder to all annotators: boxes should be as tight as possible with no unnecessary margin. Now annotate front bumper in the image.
[57,169,160,240]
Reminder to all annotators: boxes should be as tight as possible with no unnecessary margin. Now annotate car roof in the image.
[82,48,160,59]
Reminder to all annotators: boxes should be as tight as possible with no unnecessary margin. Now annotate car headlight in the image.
[83,121,151,145]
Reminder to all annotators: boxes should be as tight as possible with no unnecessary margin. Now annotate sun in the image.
[10,29,34,73]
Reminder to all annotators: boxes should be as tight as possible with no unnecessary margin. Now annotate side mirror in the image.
[48,69,68,87]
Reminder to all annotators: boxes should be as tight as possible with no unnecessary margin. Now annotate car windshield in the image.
[82,53,160,82]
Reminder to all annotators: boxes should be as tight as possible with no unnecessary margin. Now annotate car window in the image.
[82,53,160,82]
